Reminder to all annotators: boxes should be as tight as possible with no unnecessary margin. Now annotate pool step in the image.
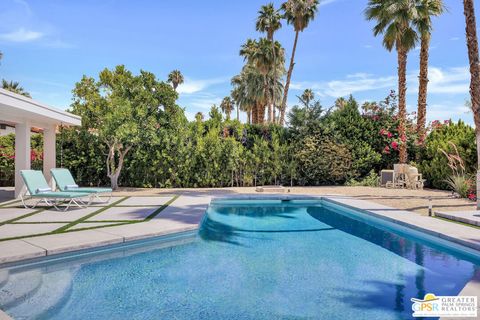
[0,271,9,291]
[0,270,43,309]
[5,269,76,319]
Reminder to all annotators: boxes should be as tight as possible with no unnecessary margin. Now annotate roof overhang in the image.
[0,88,81,128]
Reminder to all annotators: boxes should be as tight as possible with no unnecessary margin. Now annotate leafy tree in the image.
[415,0,445,141]
[280,0,319,125]
[167,70,184,92]
[2,79,31,98]
[366,0,419,163]
[71,65,178,189]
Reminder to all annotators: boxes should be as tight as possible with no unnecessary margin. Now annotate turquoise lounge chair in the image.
[20,170,90,211]
[50,168,112,203]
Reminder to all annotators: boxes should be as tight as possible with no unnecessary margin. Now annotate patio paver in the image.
[0,209,37,223]
[0,224,66,240]
[87,206,159,221]
[0,240,45,264]
[22,230,124,256]
[119,196,173,206]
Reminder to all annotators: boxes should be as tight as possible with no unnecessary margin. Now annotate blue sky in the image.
[0,0,473,123]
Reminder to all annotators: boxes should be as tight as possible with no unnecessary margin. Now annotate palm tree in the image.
[2,79,31,98]
[415,0,445,142]
[298,88,314,108]
[195,112,204,122]
[463,0,480,209]
[220,96,234,120]
[240,38,285,124]
[256,3,282,122]
[334,97,348,110]
[167,70,184,92]
[366,0,418,164]
[280,0,319,125]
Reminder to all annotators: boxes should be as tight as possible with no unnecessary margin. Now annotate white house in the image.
[0,88,81,198]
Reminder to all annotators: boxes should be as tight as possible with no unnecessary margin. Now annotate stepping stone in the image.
[87,206,159,221]
[119,196,173,206]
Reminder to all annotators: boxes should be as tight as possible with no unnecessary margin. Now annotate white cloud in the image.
[320,0,340,6]
[291,66,470,98]
[177,77,228,94]
[427,103,472,123]
[0,28,44,42]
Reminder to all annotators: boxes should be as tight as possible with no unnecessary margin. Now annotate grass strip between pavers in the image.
[145,195,180,220]
[54,197,130,233]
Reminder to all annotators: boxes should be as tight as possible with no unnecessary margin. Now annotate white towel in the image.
[36,187,52,194]
[65,184,79,190]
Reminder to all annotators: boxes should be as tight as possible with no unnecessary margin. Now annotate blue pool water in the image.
[1,199,479,320]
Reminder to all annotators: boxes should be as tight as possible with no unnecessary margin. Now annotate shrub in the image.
[346,170,380,187]
[295,136,353,185]
[444,175,472,198]
[419,121,476,189]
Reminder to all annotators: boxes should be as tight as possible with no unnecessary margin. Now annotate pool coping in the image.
[1,194,480,320]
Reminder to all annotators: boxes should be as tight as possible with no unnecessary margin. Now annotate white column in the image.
[43,125,57,189]
[14,121,31,198]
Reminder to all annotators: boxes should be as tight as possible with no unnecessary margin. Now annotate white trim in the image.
[0,88,81,126]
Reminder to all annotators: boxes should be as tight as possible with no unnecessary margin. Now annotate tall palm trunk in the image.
[417,34,430,143]
[397,46,408,164]
[266,78,273,123]
[252,104,258,124]
[280,30,300,125]
[463,0,480,209]
[257,100,266,124]
[236,104,239,121]
[271,36,277,124]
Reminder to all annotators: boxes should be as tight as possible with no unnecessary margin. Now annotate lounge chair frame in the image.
[20,191,88,212]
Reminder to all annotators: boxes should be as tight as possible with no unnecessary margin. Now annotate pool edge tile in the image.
[0,240,46,264]
[96,224,199,242]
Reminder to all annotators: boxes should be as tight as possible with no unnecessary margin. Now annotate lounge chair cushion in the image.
[31,191,90,199]
[51,168,112,194]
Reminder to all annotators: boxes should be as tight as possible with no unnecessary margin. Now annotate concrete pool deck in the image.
[0,195,211,264]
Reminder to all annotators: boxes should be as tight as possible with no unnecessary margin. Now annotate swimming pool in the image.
[0,199,478,319]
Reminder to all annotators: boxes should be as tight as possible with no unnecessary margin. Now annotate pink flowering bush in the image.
[0,134,44,186]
